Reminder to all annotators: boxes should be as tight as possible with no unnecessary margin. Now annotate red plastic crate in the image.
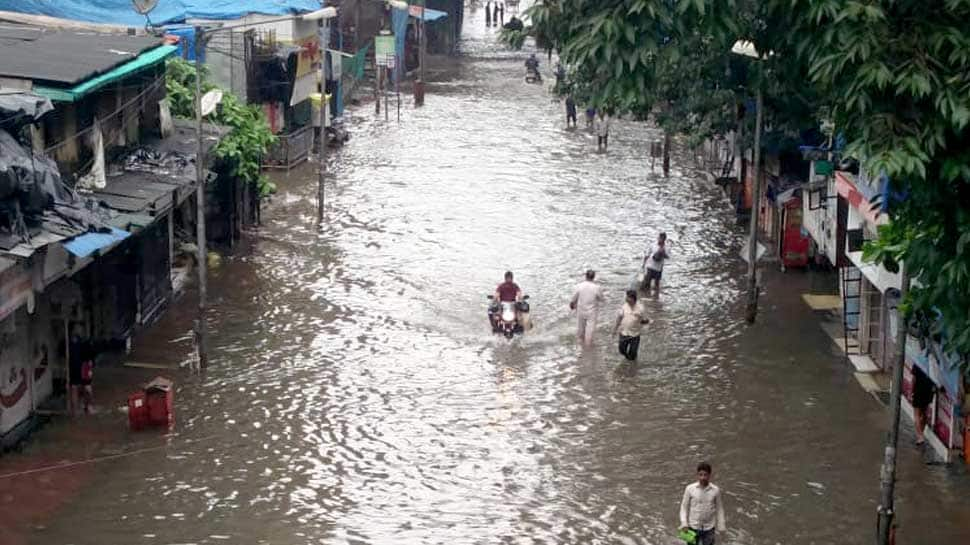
[145,377,174,428]
[127,391,148,431]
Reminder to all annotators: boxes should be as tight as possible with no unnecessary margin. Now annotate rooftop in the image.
[0,25,164,86]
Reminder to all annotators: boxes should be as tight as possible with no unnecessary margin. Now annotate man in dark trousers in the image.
[485,1,492,26]
[498,3,505,25]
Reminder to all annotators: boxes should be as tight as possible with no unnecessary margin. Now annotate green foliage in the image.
[785,0,970,369]
[165,58,277,197]
[518,0,970,369]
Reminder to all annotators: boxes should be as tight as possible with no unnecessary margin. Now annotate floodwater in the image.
[9,6,970,545]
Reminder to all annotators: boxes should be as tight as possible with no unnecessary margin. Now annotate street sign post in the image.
[740,239,767,264]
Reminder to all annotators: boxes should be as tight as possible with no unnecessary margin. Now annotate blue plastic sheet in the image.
[0,0,325,26]
[391,8,408,84]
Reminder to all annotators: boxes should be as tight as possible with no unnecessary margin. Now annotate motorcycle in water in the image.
[487,295,531,339]
[525,66,542,84]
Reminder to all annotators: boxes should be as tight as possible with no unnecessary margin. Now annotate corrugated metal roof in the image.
[33,44,177,102]
[0,29,162,85]
[62,227,130,258]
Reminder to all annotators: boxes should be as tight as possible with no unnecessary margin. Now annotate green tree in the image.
[783,0,970,368]
[166,58,277,197]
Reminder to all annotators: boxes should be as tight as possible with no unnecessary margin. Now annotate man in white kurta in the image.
[570,269,605,346]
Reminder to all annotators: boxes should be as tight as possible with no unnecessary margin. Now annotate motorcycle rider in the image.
[525,53,540,79]
[491,271,523,330]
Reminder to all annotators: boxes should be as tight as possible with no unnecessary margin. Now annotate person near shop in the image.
[570,269,605,347]
[912,364,936,446]
[565,96,578,128]
[595,110,611,152]
[613,290,649,361]
[68,326,95,415]
[679,462,727,545]
[641,231,669,294]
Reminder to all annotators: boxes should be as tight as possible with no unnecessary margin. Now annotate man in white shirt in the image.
[613,289,649,361]
[679,462,726,545]
[570,269,605,347]
[641,231,669,294]
[595,111,611,152]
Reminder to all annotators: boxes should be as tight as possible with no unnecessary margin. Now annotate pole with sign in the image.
[375,34,395,122]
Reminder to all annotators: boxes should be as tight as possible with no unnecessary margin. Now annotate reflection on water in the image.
[19,7,970,545]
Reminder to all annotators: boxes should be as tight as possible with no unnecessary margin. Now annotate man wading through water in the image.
[570,269,604,347]
[613,289,649,361]
[641,231,669,294]
[679,462,727,545]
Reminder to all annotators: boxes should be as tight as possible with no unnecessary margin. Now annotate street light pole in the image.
[193,26,209,369]
[415,0,426,106]
[317,18,329,224]
[877,263,909,545]
[744,76,763,324]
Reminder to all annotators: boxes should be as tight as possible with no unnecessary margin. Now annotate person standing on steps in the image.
[679,462,727,545]
[613,289,649,361]
[641,231,669,294]
[912,364,936,447]
[570,269,605,347]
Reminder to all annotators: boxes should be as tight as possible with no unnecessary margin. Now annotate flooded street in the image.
[10,10,970,545]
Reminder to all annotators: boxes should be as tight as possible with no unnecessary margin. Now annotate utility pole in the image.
[744,80,763,324]
[193,26,209,369]
[317,18,329,224]
[877,263,909,545]
[414,0,426,106]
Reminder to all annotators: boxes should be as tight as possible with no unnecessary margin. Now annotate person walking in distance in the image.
[679,462,727,545]
[585,106,596,130]
[595,110,611,152]
[565,96,578,128]
[485,1,492,26]
[641,231,669,294]
[498,2,505,26]
[613,290,649,361]
[570,269,605,347]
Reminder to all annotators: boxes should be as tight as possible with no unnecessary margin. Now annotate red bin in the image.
[127,391,148,431]
[145,377,174,428]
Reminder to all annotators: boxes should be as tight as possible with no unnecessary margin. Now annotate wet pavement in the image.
[4,6,970,545]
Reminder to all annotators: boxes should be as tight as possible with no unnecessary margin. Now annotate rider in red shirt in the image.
[495,271,522,302]
[491,271,522,329]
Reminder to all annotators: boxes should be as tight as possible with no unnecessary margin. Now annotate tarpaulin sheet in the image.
[408,6,448,22]
[0,90,52,124]
[391,8,407,83]
[62,227,131,258]
[0,0,326,27]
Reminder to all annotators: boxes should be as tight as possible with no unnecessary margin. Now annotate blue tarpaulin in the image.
[63,228,131,258]
[0,0,325,27]
[391,8,408,83]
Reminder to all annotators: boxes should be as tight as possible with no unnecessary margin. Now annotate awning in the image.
[63,227,131,258]
[408,5,448,21]
[33,45,178,103]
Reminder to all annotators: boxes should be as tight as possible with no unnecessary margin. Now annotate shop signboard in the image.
[375,35,395,67]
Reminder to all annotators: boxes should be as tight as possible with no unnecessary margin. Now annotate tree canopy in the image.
[504,0,970,370]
